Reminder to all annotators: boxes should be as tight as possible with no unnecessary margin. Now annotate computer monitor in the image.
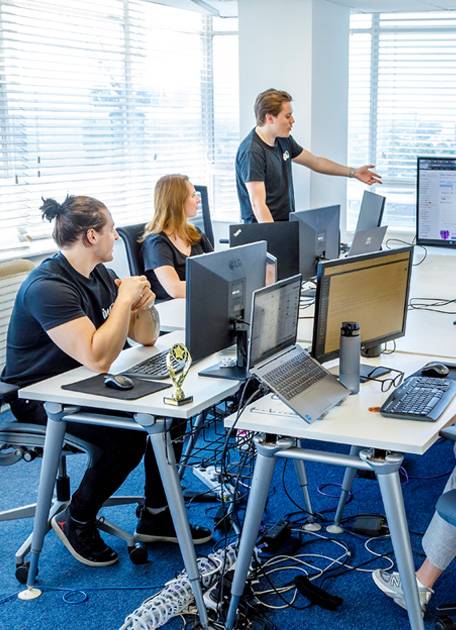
[416,156,456,248]
[185,241,268,379]
[290,205,340,281]
[355,190,386,233]
[229,221,299,280]
[311,246,413,364]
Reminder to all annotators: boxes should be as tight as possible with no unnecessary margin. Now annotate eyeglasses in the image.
[364,367,404,393]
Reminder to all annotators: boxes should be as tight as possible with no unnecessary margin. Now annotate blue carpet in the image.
[0,408,455,630]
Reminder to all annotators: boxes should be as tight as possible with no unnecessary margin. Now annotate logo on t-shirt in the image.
[102,303,114,320]
[283,150,290,162]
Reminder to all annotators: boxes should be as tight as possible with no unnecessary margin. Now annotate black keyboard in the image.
[123,349,185,380]
[263,352,326,400]
[380,376,456,422]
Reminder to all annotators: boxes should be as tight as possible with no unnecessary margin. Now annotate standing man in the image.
[236,88,382,223]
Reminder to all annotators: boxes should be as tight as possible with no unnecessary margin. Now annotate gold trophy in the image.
[163,343,193,406]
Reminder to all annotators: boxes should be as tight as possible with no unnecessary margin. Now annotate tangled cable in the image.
[120,543,237,629]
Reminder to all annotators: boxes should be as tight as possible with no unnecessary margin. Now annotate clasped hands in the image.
[115,275,156,313]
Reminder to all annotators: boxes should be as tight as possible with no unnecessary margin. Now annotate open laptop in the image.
[247,275,349,423]
[348,225,387,256]
[355,190,386,233]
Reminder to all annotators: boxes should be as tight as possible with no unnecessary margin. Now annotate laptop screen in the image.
[248,274,302,369]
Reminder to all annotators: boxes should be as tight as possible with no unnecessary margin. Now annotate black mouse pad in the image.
[62,374,171,400]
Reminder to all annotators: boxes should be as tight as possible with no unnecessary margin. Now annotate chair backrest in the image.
[192,185,214,248]
[0,259,35,372]
[116,223,146,276]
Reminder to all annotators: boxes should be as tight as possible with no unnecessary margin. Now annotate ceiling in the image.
[328,0,456,11]
[193,0,456,16]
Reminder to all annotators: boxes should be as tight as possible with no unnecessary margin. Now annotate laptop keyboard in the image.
[262,352,327,399]
[123,349,185,380]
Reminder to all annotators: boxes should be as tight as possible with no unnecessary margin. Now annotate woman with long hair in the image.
[140,174,213,301]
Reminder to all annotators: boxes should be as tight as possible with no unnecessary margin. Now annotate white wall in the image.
[238,0,351,231]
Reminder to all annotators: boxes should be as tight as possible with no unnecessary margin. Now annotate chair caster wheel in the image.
[128,542,148,564]
[15,562,35,584]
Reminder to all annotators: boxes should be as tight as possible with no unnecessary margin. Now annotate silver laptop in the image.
[349,225,387,256]
[247,275,349,423]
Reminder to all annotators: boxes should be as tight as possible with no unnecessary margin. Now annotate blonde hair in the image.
[140,174,201,245]
[254,88,292,125]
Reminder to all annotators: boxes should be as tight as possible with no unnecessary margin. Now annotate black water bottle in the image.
[339,322,360,394]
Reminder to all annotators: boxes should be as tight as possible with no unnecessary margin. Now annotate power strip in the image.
[192,465,235,500]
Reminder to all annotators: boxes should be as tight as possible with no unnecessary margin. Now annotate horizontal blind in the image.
[348,11,456,231]
[0,0,239,248]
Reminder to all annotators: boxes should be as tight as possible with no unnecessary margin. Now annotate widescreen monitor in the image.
[185,241,268,379]
[311,246,413,363]
[416,156,456,248]
[290,205,340,280]
[229,221,299,280]
[355,190,386,233]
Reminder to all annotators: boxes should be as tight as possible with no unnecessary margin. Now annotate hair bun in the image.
[40,195,73,222]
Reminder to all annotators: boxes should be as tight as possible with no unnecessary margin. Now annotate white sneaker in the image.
[372,569,433,613]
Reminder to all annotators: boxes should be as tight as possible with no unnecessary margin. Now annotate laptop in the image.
[355,190,386,233]
[247,275,349,423]
[348,225,387,256]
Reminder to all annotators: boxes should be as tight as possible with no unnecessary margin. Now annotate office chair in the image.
[193,185,215,248]
[0,260,147,582]
[116,223,146,276]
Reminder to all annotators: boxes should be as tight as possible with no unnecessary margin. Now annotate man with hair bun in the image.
[236,88,382,223]
[2,195,211,568]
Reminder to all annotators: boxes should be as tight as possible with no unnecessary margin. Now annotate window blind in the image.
[348,11,456,232]
[0,0,239,250]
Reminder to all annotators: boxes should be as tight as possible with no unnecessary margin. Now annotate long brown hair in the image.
[140,174,201,245]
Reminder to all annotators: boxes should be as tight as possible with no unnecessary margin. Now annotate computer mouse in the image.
[103,374,135,390]
[421,362,450,378]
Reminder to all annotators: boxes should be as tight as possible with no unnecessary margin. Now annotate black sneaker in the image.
[51,508,118,567]
[135,506,212,545]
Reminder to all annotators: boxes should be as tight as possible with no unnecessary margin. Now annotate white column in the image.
[238,0,350,227]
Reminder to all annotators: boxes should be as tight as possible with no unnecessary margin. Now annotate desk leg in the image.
[143,418,208,629]
[226,437,293,630]
[293,441,320,531]
[26,404,68,590]
[363,450,424,630]
[331,445,362,530]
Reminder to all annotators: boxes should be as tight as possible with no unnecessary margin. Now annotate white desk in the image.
[224,352,456,630]
[155,299,185,332]
[19,330,239,627]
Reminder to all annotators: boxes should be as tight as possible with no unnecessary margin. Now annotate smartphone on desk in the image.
[360,365,392,383]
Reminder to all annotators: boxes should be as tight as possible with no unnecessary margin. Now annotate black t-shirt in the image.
[2,252,118,388]
[235,129,303,223]
[141,228,213,302]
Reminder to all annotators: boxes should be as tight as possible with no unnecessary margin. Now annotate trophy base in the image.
[163,395,194,406]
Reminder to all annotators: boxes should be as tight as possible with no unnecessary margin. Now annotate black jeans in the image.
[11,398,186,522]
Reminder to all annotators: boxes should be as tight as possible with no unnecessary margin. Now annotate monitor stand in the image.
[198,321,248,381]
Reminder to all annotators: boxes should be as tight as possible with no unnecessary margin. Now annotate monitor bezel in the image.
[416,155,456,248]
[311,246,414,363]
